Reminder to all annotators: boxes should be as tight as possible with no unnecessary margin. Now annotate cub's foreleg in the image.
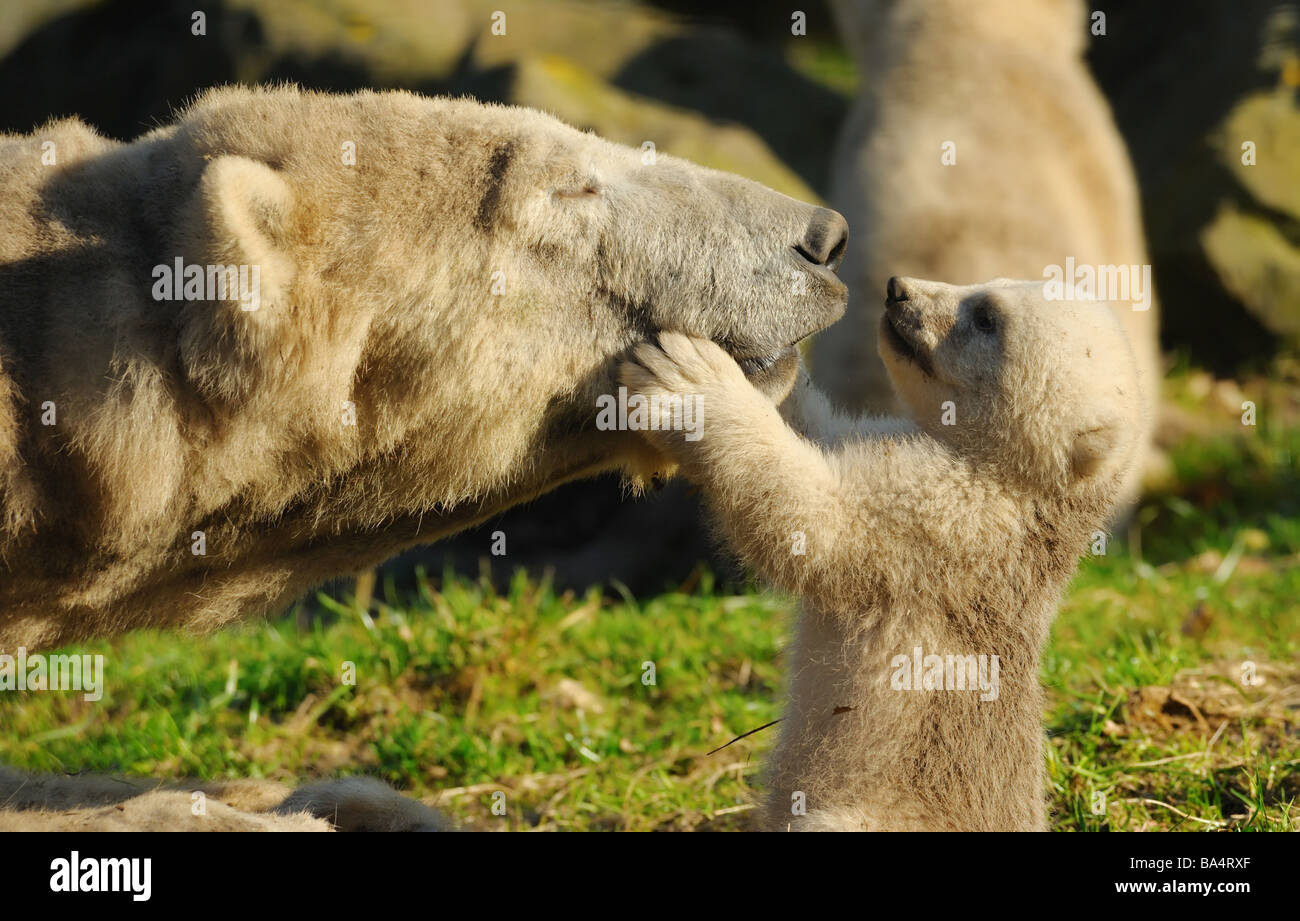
[781,366,914,447]
[620,333,911,605]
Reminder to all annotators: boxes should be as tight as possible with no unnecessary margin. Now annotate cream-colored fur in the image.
[814,0,1159,504]
[275,777,452,832]
[0,84,847,649]
[0,766,446,831]
[622,277,1143,831]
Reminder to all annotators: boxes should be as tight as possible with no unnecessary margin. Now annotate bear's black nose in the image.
[796,208,849,271]
[886,276,909,302]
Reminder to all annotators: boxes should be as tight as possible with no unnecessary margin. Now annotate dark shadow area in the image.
[391,475,744,597]
[1086,0,1284,372]
[0,0,261,139]
[0,0,517,140]
[263,38,518,106]
[643,0,841,40]
[613,30,847,196]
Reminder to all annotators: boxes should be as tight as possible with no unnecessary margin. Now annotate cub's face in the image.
[878,277,1143,490]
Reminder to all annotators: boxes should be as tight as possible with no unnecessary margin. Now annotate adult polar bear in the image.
[814,0,1160,501]
[0,85,848,649]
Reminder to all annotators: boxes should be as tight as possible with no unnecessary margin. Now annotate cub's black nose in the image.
[886,276,909,302]
[797,208,849,271]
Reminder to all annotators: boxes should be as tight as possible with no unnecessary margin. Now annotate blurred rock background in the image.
[3,0,1296,594]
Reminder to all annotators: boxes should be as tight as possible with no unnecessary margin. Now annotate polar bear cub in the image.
[621,277,1144,831]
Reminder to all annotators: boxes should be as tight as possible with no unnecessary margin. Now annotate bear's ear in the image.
[189,155,295,306]
[1069,419,1122,479]
[177,156,297,403]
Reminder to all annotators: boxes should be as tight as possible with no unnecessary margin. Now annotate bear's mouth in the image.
[719,340,804,400]
[882,311,935,377]
[723,328,816,379]
[735,346,794,376]
[726,336,809,383]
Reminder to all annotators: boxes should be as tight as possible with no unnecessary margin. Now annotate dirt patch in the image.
[1117,659,1299,742]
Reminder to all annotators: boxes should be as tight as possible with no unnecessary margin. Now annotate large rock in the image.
[1202,88,1300,339]
[511,54,817,201]
[1087,0,1299,367]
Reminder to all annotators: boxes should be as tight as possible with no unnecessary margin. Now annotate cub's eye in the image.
[972,302,998,334]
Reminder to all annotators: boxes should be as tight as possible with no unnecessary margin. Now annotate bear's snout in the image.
[796,208,849,271]
[884,285,923,331]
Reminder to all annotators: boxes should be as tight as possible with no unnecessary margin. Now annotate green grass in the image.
[2,367,1297,831]
[1,570,789,830]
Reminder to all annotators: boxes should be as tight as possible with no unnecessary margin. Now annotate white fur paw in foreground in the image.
[619,331,758,443]
[622,331,748,395]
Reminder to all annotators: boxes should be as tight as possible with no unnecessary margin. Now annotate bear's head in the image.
[479,113,852,403]
[167,87,847,498]
[877,276,1143,499]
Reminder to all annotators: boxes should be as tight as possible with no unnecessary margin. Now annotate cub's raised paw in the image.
[620,331,748,399]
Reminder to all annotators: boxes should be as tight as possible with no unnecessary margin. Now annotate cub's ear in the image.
[176,156,297,403]
[1070,419,1123,479]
